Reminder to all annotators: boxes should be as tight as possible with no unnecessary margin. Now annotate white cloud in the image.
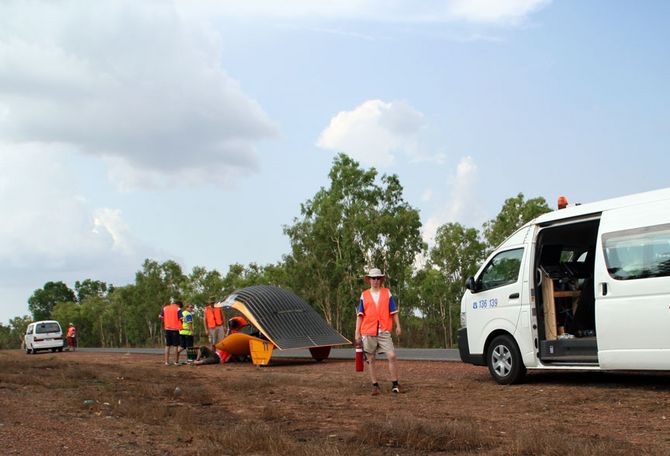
[0,0,277,190]
[422,156,485,244]
[0,143,156,287]
[317,99,437,168]
[421,188,434,202]
[448,0,551,25]
[177,0,551,25]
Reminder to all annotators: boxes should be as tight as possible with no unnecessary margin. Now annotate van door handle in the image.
[509,293,519,299]
[601,283,608,296]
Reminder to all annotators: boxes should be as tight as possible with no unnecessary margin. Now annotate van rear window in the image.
[603,223,670,280]
[35,323,61,334]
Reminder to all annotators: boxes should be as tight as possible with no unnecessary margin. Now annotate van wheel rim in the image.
[492,345,512,377]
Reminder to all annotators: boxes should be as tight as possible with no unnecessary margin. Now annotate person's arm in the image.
[389,294,401,337]
[354,296,364,344]
[393,313,401,337]
[355,315,363,344]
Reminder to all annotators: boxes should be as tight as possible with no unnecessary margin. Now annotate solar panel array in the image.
[229,285,350,350]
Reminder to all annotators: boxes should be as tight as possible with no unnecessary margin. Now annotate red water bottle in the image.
[355,343,364,372]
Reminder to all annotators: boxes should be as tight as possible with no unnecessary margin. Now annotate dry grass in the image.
[356,412,492,453]
[506,427,654,456]
[1,352,668,456]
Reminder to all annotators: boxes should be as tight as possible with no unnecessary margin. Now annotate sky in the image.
[1,0,669,324]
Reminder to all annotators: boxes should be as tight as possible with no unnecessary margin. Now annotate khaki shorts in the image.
[362,331,395,356]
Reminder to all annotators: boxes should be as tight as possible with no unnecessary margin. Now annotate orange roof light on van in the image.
[557,195,568,209]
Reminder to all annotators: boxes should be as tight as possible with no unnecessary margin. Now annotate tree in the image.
[283,153,424,336]
[482,193,551,250]
[28,281,76,321]
[134,259,187,345]
[425,222,485,347]
[74,279,110,302]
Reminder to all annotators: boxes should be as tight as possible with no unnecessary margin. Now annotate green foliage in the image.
[28,281,76,321]
[482,193,551,250]
[0,316,32,349]
[10,160,552,348]
[414,223,485,347]
[74,279,110,302]
[283,154,424,336]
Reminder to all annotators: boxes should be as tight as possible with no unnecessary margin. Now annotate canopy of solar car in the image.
[217,285,351,350]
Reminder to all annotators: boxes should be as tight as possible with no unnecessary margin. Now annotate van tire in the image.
[487,335,526,385]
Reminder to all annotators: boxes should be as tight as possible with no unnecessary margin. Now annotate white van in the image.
[24,320,64,354]
[458,188,670,384]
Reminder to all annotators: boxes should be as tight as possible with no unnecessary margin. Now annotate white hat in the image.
[365,268,385,277]
[364,268,385,282]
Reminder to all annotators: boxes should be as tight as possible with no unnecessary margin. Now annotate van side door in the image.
[595,202,670,369]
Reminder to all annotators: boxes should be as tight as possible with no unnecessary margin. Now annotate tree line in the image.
[0,154,551,349]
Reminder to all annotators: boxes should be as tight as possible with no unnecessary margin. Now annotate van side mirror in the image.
[465,277,476,292]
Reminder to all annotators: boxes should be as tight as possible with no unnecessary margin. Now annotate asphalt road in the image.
[78,347,461,361]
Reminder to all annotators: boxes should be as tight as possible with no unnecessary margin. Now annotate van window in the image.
[603,223,670,280]
[478,248,524,291]
[26,324,33,335]
[35,322,61,334]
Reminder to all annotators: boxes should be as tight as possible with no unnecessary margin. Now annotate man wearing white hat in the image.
[354,267,401,395]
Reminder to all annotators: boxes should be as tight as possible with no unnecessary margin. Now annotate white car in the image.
[25,320,64,354]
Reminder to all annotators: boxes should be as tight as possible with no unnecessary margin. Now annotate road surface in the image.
[78,347,461,361]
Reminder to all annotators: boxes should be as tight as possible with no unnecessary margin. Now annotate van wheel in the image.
[487,335,526,385]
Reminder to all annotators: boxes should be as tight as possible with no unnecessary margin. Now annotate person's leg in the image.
[164,345,170,364]
[368,354,378,384]
[387,350,399,382]
[363,336,381,394]
[214,326,224,344]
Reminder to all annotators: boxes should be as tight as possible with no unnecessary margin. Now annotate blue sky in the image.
[1,0,669,324]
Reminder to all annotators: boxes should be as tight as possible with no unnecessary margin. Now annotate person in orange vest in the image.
[159,300,183,365]
[227,316,248,334]
[204,298,226,345]
[66,322,77,351]
[354,268,401,395]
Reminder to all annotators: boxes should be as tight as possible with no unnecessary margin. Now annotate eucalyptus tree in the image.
[427,222,486,347]
[482,193,551,251]
[74,279,110,302]
[28,281,76,321]
[134,259,187,345]
[284,153,423,335]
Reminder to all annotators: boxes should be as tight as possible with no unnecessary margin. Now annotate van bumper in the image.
[458,328,485,365]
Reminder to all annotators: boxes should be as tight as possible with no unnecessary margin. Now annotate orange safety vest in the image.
[67,326,76,337]
[162,303,181,331]
[359,288,393,336]
[205,306,223,328]
[228,316,248,333]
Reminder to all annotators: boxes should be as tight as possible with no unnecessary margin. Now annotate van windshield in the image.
[36,323,61,334]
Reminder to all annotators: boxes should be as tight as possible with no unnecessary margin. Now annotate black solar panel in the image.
[227,285,350,350]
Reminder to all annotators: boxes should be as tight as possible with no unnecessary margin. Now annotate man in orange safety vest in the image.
[354,268,401,396]
[204,299,226,345]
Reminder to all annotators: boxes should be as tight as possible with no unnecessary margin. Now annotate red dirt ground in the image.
[1,350,669,455]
